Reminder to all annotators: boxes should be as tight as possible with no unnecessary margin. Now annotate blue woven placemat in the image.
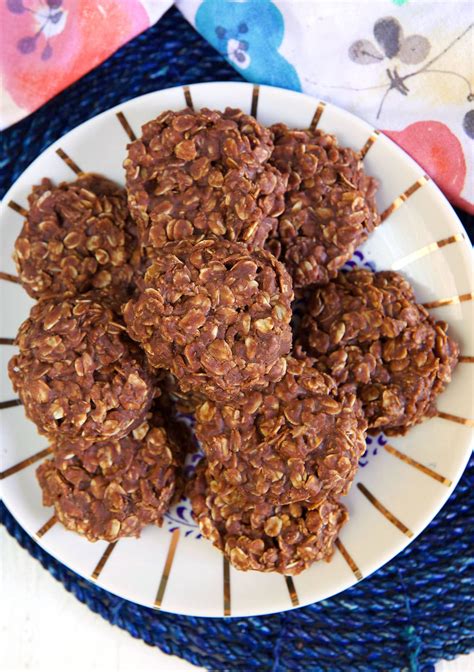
[1,7,473,672]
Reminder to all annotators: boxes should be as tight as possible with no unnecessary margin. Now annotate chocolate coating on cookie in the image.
[189,461,348,575]
[37,416,177,542]
[123,239,293,402]
[267,125,379,288]
[195,355,367,505]
[13,174,139,305]
[9,295,155,441]
[124,108,287,251]
[298,270,459,434]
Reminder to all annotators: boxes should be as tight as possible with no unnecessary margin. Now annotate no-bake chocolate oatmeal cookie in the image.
[195,355,367,505]
[124,108,287,252]
[37,414,178,541]
[267,125,379,288]
[298,269,459,434]
[9,295,155,441]
[123,238,293,402]
[189,461,348,575]
[13,174,139,306]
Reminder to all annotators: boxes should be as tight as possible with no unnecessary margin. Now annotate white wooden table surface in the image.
[1,528,472,672]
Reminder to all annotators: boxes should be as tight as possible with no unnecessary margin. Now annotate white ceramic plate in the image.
[1,82,473,618]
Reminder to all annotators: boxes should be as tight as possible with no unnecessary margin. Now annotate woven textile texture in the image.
[1,7,473,672]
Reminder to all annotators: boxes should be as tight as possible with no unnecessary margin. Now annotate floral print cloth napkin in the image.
[0,0,173,127]
[1,0,473,213]
[177,0,474,213]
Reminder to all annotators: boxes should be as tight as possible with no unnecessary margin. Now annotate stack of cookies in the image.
[9,107,458,574]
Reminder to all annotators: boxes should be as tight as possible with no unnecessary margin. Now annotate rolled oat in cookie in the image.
[124,108,287,252]
[267,124,379,288]
[37,414,178,542]
[195,355,367,505]
[9,294,155,441]
[13,174,140,306]
[298,269,459,435]
[189,461,348,575]
[123,238,293,402]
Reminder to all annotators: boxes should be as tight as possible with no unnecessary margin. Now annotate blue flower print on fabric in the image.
[195,0,301,92]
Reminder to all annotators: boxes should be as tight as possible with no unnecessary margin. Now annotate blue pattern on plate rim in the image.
[342,249,377,272]
[360,433,388,467]
[164,445,203,539]
[165,248,384,535]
